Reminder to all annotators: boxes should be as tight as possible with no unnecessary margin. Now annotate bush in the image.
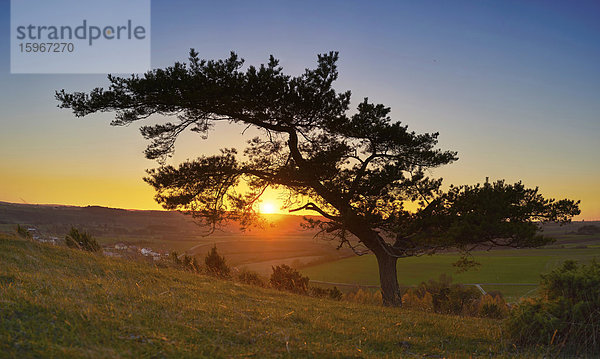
[65,227,101,252]
[477,294,509,319]
[418,275,481,315]
[401,289,434,312]
[344,288,382,306]
[328,286,343,301]
[237,269,265,287]
[270,264,309,294]
[397,275,503,317]
[444,285,482,316]
[182,254,201,273]
[310,286,329,298]
[310,286,343,301]
[204,245,230,278]
[506,260,600,355]
[167,251,200,272]
[15,225,32,239]
[169,251,181,265]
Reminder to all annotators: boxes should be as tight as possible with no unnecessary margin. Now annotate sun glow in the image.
[259,201,277,214]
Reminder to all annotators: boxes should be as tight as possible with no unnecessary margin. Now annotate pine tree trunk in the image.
[375,252,402,307]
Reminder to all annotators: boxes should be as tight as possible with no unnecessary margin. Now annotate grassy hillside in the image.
[0,235,538,358]
[302,247,600,301]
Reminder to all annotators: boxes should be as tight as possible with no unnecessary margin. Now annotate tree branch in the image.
[289,202,339,221]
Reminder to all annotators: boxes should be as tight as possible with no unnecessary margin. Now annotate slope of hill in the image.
[0,235,534,358]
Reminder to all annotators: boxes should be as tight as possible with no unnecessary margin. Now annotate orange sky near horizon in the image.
[1,117,598,220]
[0,117,597,221]
[0,167,598,221]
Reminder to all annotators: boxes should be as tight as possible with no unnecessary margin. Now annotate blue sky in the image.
[0,0,599,218]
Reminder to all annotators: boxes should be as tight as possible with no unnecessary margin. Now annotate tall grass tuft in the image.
[65,227,100,252]
[344,288,382,306]
[15,225,32,240]
[477,294,509,319]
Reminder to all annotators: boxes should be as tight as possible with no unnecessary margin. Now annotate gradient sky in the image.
[0,0,599,219]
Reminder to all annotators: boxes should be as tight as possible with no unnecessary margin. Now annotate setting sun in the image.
[259,201,277,214]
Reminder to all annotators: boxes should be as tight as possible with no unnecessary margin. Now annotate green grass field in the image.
[0,235,545,358]
[302,247,600,301]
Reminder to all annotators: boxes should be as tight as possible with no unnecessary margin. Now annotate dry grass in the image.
[0,235,539,358]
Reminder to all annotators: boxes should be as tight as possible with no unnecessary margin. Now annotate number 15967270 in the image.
[19,42,74,53]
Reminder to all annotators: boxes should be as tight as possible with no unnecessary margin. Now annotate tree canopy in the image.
[56,50,580,305]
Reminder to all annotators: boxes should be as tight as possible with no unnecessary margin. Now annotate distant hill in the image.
[0,201,319,240]
[0,202,352,270]
[3,201,595,240]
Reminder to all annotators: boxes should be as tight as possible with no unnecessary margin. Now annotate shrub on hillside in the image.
[237,269,265,287]
[169,251,181,265]
[398,275,508,317]
[309,286,328,298]
[328,286,343,301]
[344,288,382,306]
[477,294,509,319]
[310,286,343,301]
[15,225,32,239]
[270,264,309,294]
[402,288,434,311]
[204,245,230,278]
[65,227,100,252]
[182,254,201,273]
[417,274,482,315]
[167,251,200,272]
[506,260,600,355]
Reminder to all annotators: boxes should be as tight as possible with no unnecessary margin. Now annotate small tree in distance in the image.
[56,50,580,306]
[205,245,230,278]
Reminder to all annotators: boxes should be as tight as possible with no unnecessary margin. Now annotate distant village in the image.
[24,226,166,260]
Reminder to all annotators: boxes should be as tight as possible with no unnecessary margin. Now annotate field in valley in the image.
[302,246,600,301]
[186,237,352,275]
[301,221,600,300]
[2,201,598,301]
